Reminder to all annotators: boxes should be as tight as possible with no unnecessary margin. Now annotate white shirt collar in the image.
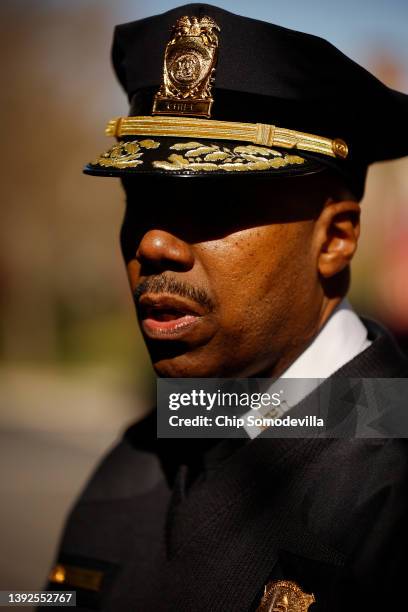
[243,299,372,439]
[281,298,371,379]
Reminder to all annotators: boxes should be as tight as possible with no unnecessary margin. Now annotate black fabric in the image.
[42,321,408,611]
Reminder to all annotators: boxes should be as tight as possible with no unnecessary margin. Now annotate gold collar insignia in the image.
[49,563,104,592]
[256,580,315,612]
[153,15,220,118]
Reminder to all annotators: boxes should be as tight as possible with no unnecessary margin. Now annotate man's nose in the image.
[135,229,195,271]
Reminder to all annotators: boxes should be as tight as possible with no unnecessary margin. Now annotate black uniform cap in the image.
[85,3,408,199]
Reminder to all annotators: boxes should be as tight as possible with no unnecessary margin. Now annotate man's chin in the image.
[152,350,278,379]
[144,327,224,377]
[146,334,258,378]
[153,354,219,378]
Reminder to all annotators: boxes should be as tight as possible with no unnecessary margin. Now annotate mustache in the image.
[133,275,215,312]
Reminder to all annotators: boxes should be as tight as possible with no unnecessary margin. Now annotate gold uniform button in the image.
[332,138,349,159]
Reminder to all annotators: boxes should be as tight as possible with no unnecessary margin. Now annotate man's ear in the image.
[315,200,361,278]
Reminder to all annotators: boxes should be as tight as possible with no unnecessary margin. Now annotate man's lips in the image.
[138,294,207,338]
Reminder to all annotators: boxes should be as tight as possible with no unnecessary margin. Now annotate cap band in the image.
[105,116,348,159]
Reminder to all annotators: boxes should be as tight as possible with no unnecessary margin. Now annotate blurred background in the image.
[1,0,407,604]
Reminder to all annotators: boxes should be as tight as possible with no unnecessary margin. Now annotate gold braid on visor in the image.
[105,116,349,160]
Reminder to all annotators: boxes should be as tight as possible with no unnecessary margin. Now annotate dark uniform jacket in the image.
[43,321,408,611]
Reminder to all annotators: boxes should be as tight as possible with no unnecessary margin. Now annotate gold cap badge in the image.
[152,15,220,118]
[256,580,315,612]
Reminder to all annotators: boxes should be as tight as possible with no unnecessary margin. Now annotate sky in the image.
[31,0,408,68]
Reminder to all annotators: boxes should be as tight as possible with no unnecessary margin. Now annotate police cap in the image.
[84,3,408,199]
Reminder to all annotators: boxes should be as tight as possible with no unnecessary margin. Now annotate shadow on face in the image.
[120,173,328,262]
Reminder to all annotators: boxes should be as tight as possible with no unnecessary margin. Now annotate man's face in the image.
[120,174,327,377]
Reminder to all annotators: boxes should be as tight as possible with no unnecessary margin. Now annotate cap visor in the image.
[84,136,324,178]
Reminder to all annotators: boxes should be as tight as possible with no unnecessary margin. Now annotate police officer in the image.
[43,4,408,611]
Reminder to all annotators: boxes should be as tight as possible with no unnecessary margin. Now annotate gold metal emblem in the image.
[256,580,315,612]
[153,15,220,118]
